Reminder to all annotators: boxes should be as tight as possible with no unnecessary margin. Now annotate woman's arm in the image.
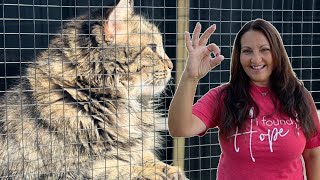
[168,22,224,137]
[303,146,320,180]
[168,74,207,137]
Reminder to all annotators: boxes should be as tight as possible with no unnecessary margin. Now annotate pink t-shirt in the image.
[192,84,320,180]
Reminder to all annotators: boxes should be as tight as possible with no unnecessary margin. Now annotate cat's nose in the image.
[166,59,173,70]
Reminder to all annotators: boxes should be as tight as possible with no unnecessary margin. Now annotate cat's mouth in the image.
[140,71,171,95]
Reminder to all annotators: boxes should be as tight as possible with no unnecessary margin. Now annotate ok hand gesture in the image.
[184,22,224,80]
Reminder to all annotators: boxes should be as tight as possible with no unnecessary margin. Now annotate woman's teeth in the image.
[251,65,264,70]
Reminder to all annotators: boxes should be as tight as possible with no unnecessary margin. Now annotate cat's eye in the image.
[148,43,157,52]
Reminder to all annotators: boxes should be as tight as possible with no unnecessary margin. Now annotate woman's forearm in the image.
[168,23,223,137]
[168,73,199,137]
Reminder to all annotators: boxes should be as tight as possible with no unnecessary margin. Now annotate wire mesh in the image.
[0,0,319,179]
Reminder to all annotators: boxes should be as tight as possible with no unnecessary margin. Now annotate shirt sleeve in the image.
[192,84,225,136]
[305,93,320,149]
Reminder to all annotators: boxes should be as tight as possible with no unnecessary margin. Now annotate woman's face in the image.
[240,30,274,87]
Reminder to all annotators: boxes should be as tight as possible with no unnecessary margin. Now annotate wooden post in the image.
[173,0,190,169]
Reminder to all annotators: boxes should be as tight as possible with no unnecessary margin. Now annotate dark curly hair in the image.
[219,19,317,140]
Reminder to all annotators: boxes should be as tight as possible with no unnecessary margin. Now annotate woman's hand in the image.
[184,22,224,80]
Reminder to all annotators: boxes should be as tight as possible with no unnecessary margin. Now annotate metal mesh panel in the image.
[0,0,319,179]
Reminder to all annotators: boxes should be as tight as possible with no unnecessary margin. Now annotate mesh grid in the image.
[0,0,319,179]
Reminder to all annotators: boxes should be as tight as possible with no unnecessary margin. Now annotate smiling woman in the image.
[168,18,320,180]
[240,30,274,87]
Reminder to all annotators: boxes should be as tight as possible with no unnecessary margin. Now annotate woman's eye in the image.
[261,48,270,52]
[148,43,157,52]
[242,49,251,54]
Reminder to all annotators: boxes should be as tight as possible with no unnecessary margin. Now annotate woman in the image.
[168,19,320,179]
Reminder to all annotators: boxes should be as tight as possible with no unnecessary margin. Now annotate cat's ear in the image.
[104,0,134,43]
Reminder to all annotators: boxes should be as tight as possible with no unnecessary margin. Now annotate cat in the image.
[0,0,186,179]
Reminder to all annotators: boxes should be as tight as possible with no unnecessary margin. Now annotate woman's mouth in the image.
[251,65,265,70]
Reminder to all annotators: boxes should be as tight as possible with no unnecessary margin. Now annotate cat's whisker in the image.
[163,78,175,97]
[144,77,156,86]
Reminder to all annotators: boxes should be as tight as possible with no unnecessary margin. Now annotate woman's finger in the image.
[185,31,193,50]
[205,43,221,57]
[209,55,225,68]
[191,22,201,46]
[199,24,216,46]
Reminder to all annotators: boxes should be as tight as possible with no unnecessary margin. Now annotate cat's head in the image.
[99,0,173,98]
[38,0,172,99]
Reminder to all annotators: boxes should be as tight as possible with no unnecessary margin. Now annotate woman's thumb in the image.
[209,55,224,68]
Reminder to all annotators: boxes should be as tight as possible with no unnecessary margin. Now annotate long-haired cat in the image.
[0,0,185,179]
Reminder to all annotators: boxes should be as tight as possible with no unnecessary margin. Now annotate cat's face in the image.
[102,0,173,97]
[113,23,172,96]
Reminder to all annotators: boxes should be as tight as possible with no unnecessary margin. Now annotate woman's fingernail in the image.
[215,53,219,57]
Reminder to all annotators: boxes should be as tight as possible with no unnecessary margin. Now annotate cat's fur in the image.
[0,0,185,179]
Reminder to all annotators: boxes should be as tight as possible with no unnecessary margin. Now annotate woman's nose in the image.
[250,52,262,64]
